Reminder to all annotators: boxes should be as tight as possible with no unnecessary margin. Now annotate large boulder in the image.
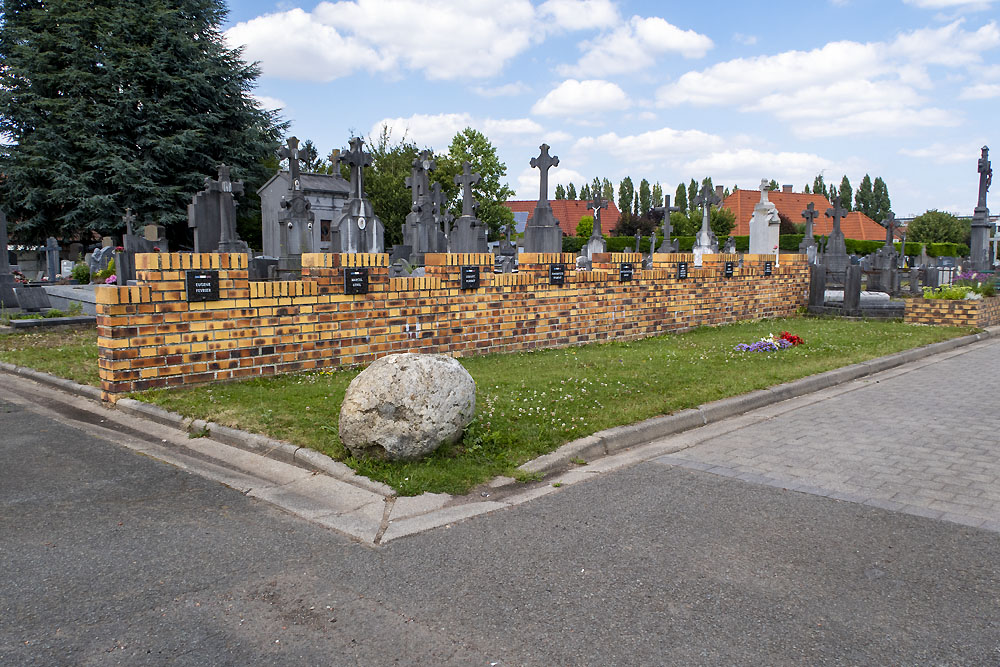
[338,353,476,461]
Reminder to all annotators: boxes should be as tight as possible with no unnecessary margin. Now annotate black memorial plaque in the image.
[549,263,566,286]
[764,261,773,276]
[461,265,480,290]
[619,263,634,282]
[724,261,735,278]
[677,262,688,279]
[186,270,219,302]
[344,267,369,295]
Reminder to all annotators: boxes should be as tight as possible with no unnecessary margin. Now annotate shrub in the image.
[93,257,115,282]
[576,215,593,238]
[70,262,90,284]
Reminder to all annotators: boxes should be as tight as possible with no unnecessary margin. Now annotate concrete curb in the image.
[0,361,103,402]
[518,327,998,476]
[8,315,97,329]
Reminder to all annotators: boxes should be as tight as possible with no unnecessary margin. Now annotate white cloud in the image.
[226,0,539,82]
[538,0,619,30]
[532,79,630,116]
[795,108,958,138]
[683,149,836,185]
[558,15,713,76]
[891,20,1000,67]
[573,127,724,163]
[904,0,996,9]
[733,33,757,46]
[472,82,531,98]
[515,165,585,200]
[252,94,286,112]
[371,113,548,149]
[899,142,984,162]
[960,82,1000,98]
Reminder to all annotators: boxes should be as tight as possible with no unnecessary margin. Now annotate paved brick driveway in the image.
[657,337,1000,532]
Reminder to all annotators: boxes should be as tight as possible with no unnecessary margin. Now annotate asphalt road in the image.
[3,385,999,666]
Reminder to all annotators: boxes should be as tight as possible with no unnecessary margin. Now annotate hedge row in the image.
[561,235,968,257]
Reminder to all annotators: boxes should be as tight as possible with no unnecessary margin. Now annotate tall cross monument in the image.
[970,145,993,271]
[524,144,563,253]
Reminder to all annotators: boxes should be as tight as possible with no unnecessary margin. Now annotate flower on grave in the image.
[153,246,161,252]
[105,275,117,284]
[114,245,124,253]
[734,331,803,352]
[12,270,28,284]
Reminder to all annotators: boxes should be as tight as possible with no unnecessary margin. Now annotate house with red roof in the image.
[503,199,622,236]
[721,186,888,241]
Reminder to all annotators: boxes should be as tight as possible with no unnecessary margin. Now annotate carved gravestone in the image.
[44,236,60,280]
[799,202,819,263]
[581,191,608,260]
[723,236,736,254]
[0,210,17,307]
[187,164,249,254]
[400,150,444,264]
[337,137,384,254]
[970,146,992,272]
[450,161,487,253]
[276,137,316,276]
[524,144,563,253]
[871,212,901,294]
[14,286,51,311]
[495,222,518,273]
[821,198,850,281]
[692,182,720,264]
[652,195,680,253]
[748,178,780,255]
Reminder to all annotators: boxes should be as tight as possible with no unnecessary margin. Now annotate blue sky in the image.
[225,0,999,218]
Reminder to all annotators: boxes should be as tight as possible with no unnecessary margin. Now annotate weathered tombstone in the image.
[748,178,781,255]
[430,182,450,252]
[581,191,608,259]
[68,242,84,262]
[843,264,862,315]
[144,223,169,252]
[336,137,385,254]
[970,146,992,272]
[634,229,641,253]
[102,236,114,248]
[799,202,819,263]
[14,286,52,311]
[524,144,563,253]
[400,150,444,264]
[652,195,680,253]
[821,198,850,281]
[0,209,17,307]
[692,182,720,264]
[872,212,901,293]
[808,264,827,309]
[44,237,60,280]
[275,137,315,276]
[495,222,518,273]
[723,236,736,254]
[645,233,656,269]
[450,161,487,253]
[88,246,115,277]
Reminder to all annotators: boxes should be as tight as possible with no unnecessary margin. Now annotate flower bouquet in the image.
[734,331,803,352]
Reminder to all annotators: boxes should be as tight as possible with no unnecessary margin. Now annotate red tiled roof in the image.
[721,190,886,240]
[503,199,622,234]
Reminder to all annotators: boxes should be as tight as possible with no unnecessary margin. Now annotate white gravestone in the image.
[748,179,781,255]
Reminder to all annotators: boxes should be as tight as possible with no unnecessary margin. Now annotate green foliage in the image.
[813,174,826,198]
[688,179,699,218]
[566,182,577,200]
[710,206,736,239]
[554,184,566,200]
[576,215,593,238]
[94,257,116,282]
[439,127,515,240]
[907,209,968,245]
[361,126,419,247]
[70,262,91,284]
[855,174,874,217]
[638,178,652,216]
[926,242,968,257]
[674,183,688,216]
[839,175,853,212]
[651,182,663,209]
[601,178,614,201]
[778,213,798,235]
[562,236,586,253]
[872,177,891,223]
[617,177,635,225]
[0,0,285,246]
[923,285,980,300]
[579,183,591,202]
[768,179,779,191]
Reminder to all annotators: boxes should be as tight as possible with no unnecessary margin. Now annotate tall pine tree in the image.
[566,182,577,200]
[0,0,284,245]
[839,175,853,212]
[674,183,687,215]
[872,177,891,222]
[855,174,874,217]
[638,178,651,216]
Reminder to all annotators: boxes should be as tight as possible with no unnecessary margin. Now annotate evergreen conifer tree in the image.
[566,182,577,200]
[0,0,284,245]
[675,183,687,214]
[839,175,853,212]
[855,174,874,217]
[554,184,566,200]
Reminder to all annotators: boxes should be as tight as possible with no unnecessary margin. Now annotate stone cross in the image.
[826,197,848,236]
[122,208,136,237]
[978,145,992,210]
[801,202,818,237]
[406,150,435,208]
[587,192,608,238]
[530,144,559,204]
[505,221,514,244]
[759,178,770,204]
[652,195,680,244]
[455,161,481,218]
[880,211,900,247]
[694,182,721,221]
[45,236,60,279]
[205,164,245,247]
[339,137,372,200]
[278,137,306,192]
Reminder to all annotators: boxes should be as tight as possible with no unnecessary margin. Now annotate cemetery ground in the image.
[0,317,976,496]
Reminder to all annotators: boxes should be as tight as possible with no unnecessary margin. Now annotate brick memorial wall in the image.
[95,251,810,402]
[905,295,1000,328]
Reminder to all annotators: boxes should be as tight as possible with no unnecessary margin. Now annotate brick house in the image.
[721,186,888,241]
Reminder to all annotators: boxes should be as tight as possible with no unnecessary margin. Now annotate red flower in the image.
[779,331,804,346]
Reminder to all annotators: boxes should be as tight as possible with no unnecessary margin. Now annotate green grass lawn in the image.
[125,317,975,496]
[0,327,100,387]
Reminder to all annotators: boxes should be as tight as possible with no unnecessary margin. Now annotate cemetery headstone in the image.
[582,191,608,259]
[799,202,819,263]
[88,246,115,277]
[276,137,316,276]
[0,210,17,307]
[809,264,827,308]
[723,236,736,254]
[748,178,781,255]
[400,150,445,264]
[652,195,680,253]
[495,222,518,273]
[524,144,563,253]
[14,286,52,311]
[970,145,992,272]
[44,236,60,280]
[843,264,862,315]
[872,211,901,293]
[692,182,720,264]
[450,161,487,253]
[337,137,385,254]
[821,198,850,281]
[188,164,250,254]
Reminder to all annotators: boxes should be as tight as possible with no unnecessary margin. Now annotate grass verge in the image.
[0,327,100,387]
[126,317,975,496]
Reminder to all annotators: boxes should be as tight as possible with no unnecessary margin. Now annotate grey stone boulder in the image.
[338,353,476,461]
